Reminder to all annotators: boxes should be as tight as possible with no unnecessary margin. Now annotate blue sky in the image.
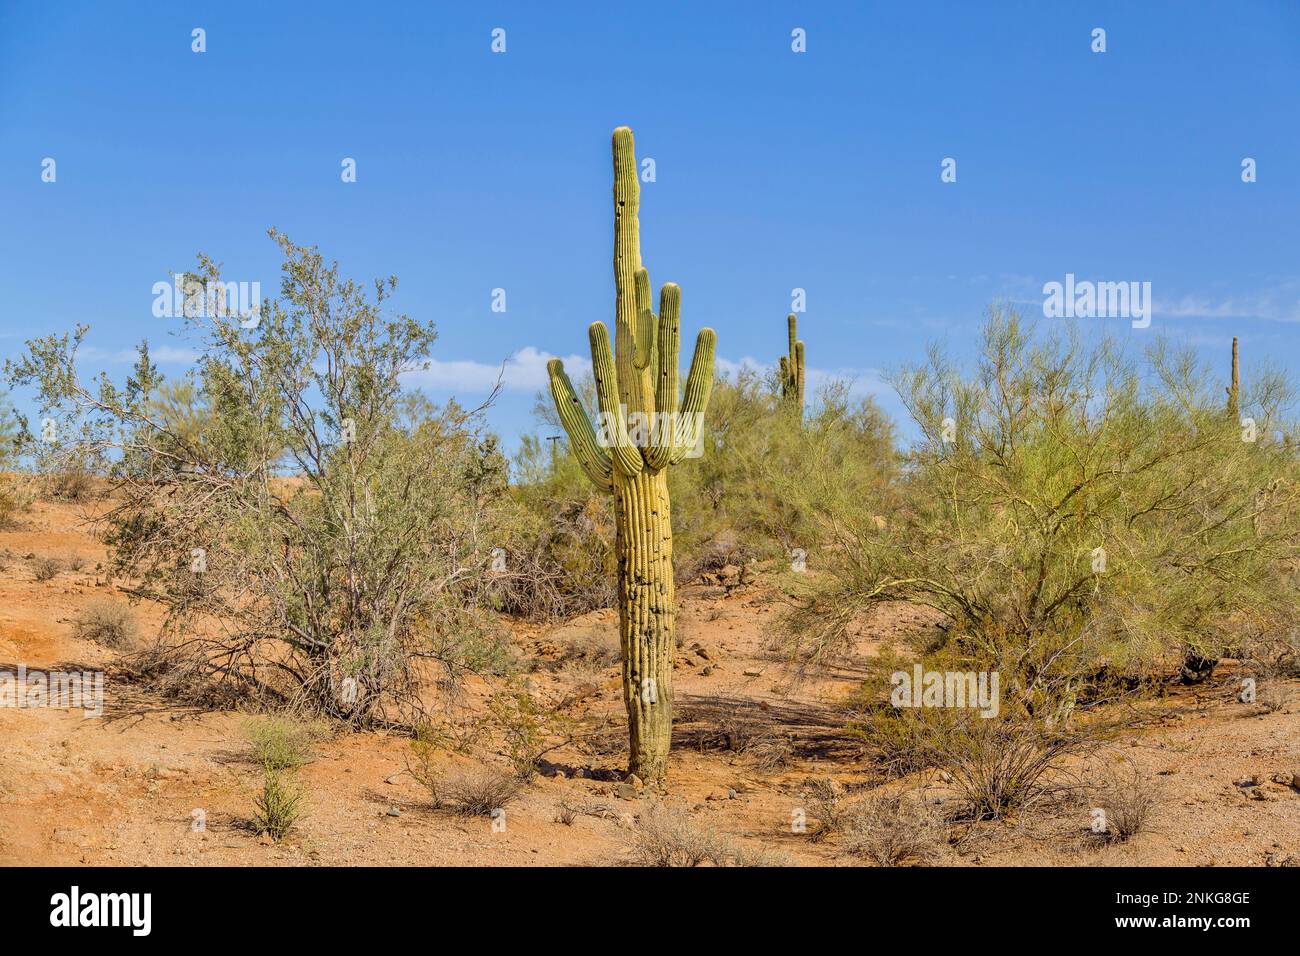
[2,0,1298,450]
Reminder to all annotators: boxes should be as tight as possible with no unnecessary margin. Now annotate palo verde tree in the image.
[778,313,806,416]
[546,127,716,785]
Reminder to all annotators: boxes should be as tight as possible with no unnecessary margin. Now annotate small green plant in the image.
[253,768,305,842]
[72,600,136,648]
[245,716,319,773]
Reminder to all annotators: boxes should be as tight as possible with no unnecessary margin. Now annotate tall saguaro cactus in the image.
[1227,336,1240,419]
[779,313,806,415]
[546,127,716,785]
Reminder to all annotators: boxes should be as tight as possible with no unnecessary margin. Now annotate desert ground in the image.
[1,497,1297,867]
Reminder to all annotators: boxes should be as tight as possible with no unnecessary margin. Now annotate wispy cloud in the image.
[78,345,200,364]
[404,346,591,393]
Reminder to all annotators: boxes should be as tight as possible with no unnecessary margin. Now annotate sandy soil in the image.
[0,499,1296,866]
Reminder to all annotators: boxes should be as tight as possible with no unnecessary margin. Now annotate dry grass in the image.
[1091,758,1160,843]
[72,600,136,649]
[842,791,949,866]
[629,805,788,867]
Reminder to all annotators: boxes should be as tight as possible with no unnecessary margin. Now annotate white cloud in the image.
[405,346,591,393]
[77,345,200,364]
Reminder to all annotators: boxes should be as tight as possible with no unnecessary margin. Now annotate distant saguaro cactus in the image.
[779,313,806,415]
[546,127,716,785]
[1227,336,1240,419]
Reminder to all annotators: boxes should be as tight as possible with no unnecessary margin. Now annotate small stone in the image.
[386,806,402,817]
[617,814,635,829]
[743,668,764,678]
[627,774,643,791]
[615,783,638,800]
[700,665,714,676]
[727,788,737,799]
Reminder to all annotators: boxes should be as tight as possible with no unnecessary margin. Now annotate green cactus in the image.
[546,127,716,785]
[779,313,805,415]
[1227,336,1240,419]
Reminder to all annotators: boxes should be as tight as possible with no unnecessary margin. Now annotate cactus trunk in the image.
[614,467,674,781]
[546,127,716,786]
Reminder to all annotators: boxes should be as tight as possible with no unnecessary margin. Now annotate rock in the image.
[627,774,644,791]
[384,773,403,785]
[727,788,737,800]
[1292,772,1300,791]
[573,767,589,779]
[386,806,402,817]
[617,814,635,829]
[718,564,741,585]
[615,783,638,800]
[700,665,714,676]
[1250,788,1274,801]
[743,668,764,678]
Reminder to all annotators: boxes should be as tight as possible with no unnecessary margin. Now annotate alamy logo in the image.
[49,886,151,936]
[1042,273,1151,329]
[595,406,705,458]
[0,666,103,717]
[152,275,262,327]
[891,665,1000,718]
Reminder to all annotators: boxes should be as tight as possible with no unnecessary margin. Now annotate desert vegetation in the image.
[1,126,1297,868]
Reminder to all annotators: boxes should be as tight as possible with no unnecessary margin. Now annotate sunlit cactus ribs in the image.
[778,313,805,415]
[546,127,716,785]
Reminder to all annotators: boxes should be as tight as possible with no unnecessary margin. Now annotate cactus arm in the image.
[547,358,613,490]
[779,356,790,396]
[795,339,806,411]
[787,313,798,367]
[634,267,657,374]
[589,321,645,476]
[613,127,649,416]
[669,327,716,464]
[645,282,681,469]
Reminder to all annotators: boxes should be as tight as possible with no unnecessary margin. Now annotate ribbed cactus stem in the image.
[545,127,716,785]
[1227,336,1240,419]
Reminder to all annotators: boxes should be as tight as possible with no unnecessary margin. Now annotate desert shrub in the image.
[629,805,788,867]
[253,768,305,842]
[802,777,849,840]
[45,465,98,502]
[785,309,1300,703]
[1091,758,1159,843]
[72,600,136,648]
[413,762,523,817]
[31,556,61,581]
[853,703,1102,821]
[843,791,949,865]
[486,682,572,779]
[6,234,515,727]
[496,430,617,620]
[0,395,33,528]
[246,716,321,773]
[1241,631,1298,712]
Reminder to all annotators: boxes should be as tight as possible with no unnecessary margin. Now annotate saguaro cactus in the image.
[546,127,716,785]
[1227,336,1240,419]
[778,313,806,414]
